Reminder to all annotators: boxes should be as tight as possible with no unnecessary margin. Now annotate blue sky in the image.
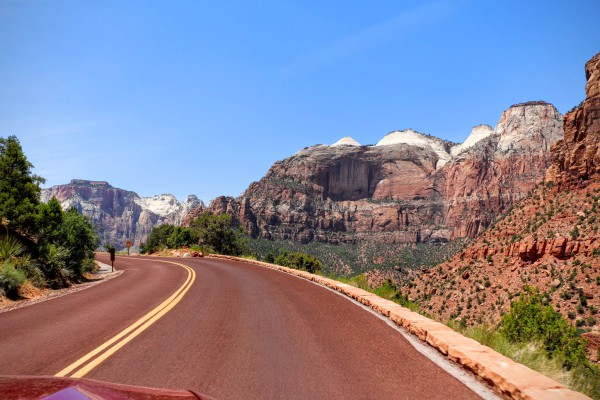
[1,0,599,202]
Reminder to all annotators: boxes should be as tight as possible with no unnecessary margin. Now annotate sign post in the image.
[126,240,131,256]
[109,248,115,272]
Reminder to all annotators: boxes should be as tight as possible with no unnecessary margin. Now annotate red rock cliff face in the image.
[444,102,563,238]
[399,52,600,332]
[547,52,600,187]
[206,103,562,245]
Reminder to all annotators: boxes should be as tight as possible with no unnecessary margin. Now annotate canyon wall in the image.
[41,180,202,249]
[205,103,563,245]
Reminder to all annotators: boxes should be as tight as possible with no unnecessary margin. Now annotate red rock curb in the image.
[206,254,590,400]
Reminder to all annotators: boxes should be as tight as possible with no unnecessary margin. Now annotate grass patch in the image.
[323,273,424,314]
[448,323,599,398]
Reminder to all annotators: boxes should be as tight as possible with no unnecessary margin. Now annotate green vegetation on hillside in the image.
[354,277,600,398]
[248,237,466,276]
[481,287,598,398]
[274,252,323,273]
[500,287,587,370]
[0,136,98,297]
[140,212,249,256]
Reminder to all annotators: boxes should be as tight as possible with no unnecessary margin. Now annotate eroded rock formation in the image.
[205,103,563,245]
[41,180,203,248]
[547,52,600,187]
[398,52,600,334]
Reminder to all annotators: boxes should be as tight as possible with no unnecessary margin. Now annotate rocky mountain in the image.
[203,102,563,246]
[41,180,203,249]
[396,52,600,359]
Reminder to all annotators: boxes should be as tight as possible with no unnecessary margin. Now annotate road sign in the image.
[109,248,115,272]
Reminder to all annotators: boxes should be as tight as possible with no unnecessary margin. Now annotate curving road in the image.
[0,255,490,399]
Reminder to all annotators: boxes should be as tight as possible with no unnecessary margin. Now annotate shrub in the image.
[264,251,275,263]
[570,226,580,240]
[275,252,323,273]
[501,287,586,369]
[0,235,25,262]
[38,243,69,276]
[0,262,26,296]
[571,363,600,400]
[0,235,29,295]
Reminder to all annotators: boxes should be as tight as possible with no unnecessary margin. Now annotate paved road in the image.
[0,255,486,399]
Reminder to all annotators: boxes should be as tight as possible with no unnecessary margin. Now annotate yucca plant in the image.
[0,234,24,270]
[0,235,27,295]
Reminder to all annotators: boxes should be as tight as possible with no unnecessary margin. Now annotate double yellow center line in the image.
[55,260,196,378]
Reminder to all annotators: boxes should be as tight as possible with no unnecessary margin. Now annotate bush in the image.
[0,263,26,296]
[38,243,69,275]
[0,235,30,295]
[571,363,600,399]
[275,252,323,273]
[501,287,586,369]
[570,226,580,239]
[264,251,275,263]
[0,234,25,262]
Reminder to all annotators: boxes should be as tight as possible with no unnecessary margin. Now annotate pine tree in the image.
[0,136,45,236]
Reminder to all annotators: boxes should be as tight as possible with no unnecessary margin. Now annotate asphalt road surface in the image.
[0,255,491,399]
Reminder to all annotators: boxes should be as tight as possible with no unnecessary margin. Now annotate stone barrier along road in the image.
[207,255,590,400]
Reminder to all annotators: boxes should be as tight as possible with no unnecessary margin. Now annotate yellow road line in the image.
[55,260,195,378]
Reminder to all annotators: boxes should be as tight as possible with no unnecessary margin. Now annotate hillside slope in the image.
[399,52,600,360]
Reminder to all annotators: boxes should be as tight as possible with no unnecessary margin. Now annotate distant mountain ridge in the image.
[44,101,563,252]
[202,101,563,245]
[41,180,203,249]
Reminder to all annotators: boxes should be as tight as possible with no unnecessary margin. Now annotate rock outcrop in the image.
[398,52,600,335]
[41,180,203,248]
[547,52,600,187]
[443,101,563,238]
[204,103,563,245]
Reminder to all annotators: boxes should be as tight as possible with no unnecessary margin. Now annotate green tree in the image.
[38,196,64,243]
[0,136,45,236]
[167,226,194,249]
[141,224,176,254]
[57,208,99,276]
[189,212,248,256]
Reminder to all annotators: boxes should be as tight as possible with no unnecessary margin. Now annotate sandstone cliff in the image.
[41,180,203,249]
[204,103,563,245]
[547,52,600,187]
[398,52,600,346]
